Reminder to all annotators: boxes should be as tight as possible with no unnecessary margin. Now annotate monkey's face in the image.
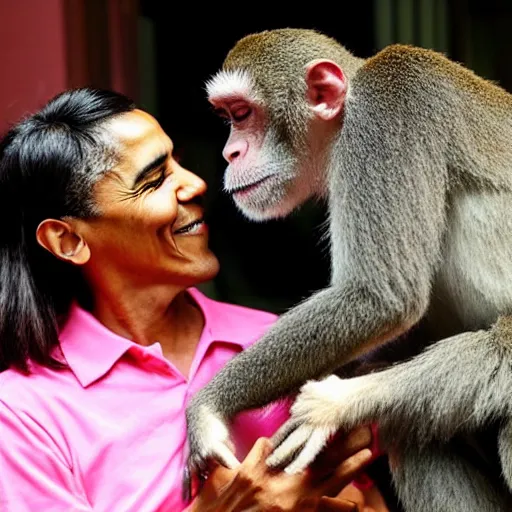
[206,69,327,222]
[206,59,346,222]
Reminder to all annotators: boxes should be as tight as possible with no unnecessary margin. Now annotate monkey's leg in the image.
[391,443,511,512]
[268,317,512,472]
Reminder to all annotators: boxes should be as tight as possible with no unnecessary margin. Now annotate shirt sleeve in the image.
[0,398,92,511]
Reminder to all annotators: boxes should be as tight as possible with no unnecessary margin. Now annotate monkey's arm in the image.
[184,285,411,490]
[267,316,512,473]
[188,81,448,416]
[185,72,449,480]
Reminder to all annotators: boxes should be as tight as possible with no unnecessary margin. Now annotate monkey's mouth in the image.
[229,175,273,197]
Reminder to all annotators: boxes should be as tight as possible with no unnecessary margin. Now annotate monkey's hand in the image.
[266,375,358,475]
[183,402,240,502]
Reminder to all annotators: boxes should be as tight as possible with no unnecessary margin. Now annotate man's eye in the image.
[141,172,166,191]
[232,107,251,122]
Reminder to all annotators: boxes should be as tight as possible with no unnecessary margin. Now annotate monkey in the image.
[184,28,512,511]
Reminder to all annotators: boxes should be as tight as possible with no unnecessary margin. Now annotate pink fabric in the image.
[0,288,290,511]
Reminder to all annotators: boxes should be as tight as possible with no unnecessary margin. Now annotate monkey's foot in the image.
[267,374,356,474]
[183,404,240,501]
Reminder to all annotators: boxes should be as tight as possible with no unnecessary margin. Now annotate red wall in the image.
[0,0,68,134]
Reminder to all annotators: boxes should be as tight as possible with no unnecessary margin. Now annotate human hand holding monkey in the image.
[187,428,374,511]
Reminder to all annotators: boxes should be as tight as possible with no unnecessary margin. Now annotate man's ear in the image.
[36,219,90,265]
[305,59,347,121]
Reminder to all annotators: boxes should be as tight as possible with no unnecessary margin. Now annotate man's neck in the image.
[88,279,205,376]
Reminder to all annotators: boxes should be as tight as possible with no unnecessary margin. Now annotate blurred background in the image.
[1,0,511,313]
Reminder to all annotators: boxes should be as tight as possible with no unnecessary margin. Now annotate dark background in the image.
[136,0,512,313]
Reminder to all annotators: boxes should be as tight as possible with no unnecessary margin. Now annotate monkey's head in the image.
[206,28,362,221]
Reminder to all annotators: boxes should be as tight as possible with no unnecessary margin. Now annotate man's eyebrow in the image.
[132,152,168,188]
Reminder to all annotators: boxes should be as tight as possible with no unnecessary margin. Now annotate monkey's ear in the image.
[36,219,91,266]
[305,59,347,121]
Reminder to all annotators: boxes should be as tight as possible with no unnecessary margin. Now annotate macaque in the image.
[185,28,512,511]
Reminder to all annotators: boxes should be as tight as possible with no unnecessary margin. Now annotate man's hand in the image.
[188,426,374,511]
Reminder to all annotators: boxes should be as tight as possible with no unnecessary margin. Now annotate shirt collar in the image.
[186,287,274,350]
[58,288,269,388]
[58,303,134,388]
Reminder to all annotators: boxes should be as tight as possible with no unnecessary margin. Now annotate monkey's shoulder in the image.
[356,44,511,105]
[368,44,450,70]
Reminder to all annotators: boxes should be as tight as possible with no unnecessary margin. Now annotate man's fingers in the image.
[337,426,372,458]
[321,448,373,497]
[317,496,359,512]
[243,437,273,467]
[313,426,372,473]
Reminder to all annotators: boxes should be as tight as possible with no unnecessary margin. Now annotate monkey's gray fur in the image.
[185,28,512,511]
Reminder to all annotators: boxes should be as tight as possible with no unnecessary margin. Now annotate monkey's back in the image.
[355,44,512,189]
[347,45,512,338]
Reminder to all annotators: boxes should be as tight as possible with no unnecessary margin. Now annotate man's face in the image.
[76,109,220,289]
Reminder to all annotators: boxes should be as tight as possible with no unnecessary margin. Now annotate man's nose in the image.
[176,167,207,202]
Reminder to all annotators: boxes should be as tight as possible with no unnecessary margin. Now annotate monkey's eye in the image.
[231,106,251,123]
[213,107,229,119]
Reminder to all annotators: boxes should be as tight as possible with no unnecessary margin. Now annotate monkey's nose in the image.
[223,140,248,162]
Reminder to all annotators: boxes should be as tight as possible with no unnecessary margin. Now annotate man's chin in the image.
[189,254,221,285]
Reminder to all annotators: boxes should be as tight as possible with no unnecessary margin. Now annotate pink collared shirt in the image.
[0,288,289,511]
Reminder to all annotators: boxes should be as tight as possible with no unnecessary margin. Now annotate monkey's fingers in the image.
[182,443,240,503]
[284,426,333,475]
[269,418,302,450]
[181,462,194,503]
[182,456,206,503]
[213,442,241,470]
[265,423,310,469]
